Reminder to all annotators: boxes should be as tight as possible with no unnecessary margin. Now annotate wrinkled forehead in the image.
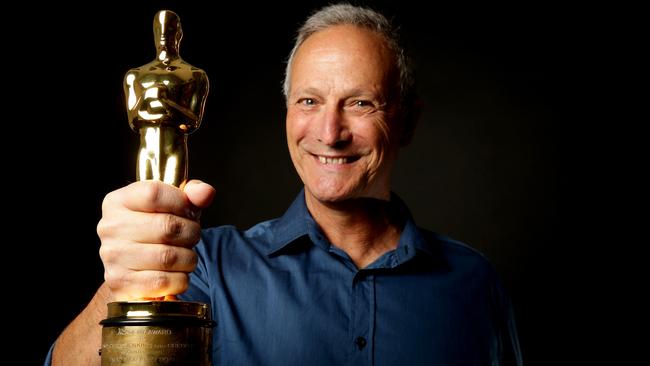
[300,25,392,60]
[290,25,398,92]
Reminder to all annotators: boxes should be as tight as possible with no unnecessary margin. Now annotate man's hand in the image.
[97,179,215,300]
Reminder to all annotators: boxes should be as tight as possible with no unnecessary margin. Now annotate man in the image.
[47,4,522,365]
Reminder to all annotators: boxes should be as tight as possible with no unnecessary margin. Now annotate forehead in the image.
[290,25,395,88]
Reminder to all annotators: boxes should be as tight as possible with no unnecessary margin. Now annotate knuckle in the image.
[159,247,178,269]
[141,181,162,204]
[102,187,127,213]
[187,222,201,244]
[99,244,117,264]
[104,269,125,291]
[101,191,115,212]
[96,218,114,239]
[103,270,112,284]
[160,214,183,242]
[96,219,106,238]
[177,250,198,272]
[150,273,170,291]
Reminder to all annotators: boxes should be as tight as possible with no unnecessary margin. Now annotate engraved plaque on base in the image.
[100,301,213,365]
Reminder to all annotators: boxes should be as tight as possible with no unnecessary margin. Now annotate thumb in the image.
[183,179,216,210]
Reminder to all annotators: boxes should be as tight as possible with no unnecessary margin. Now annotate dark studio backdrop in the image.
[7,0,595,364]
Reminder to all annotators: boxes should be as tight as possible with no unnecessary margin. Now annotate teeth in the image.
[318,156,348,165]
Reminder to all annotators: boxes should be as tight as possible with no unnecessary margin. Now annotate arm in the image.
[51,283,111,365]
[50,180,215,366]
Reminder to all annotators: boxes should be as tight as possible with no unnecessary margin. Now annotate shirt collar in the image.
[266,189,440,264]
[266,190,313,255]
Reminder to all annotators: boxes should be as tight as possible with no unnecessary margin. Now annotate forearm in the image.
[52,282,112,366]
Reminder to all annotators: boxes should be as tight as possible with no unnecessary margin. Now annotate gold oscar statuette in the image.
[99,10,214,365]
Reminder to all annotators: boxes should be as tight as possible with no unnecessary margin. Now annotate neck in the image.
[305,191,404,269]
[157,47,179,63]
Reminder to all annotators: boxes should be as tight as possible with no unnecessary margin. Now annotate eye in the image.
[353,100,373,108]
[299,98,316,106]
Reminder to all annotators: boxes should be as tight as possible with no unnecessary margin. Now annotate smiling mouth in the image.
[314,155,360,165]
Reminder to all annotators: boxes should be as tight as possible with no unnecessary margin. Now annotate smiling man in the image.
[48,4,522,365]
[285,22,407,269]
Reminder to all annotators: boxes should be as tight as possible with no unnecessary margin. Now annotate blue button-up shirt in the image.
[44,190,522,365]
[183,191,522,365]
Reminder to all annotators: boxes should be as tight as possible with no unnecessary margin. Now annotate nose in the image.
[317,104,351,147]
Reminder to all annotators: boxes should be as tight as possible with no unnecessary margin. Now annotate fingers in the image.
[98,179,215,300]
[100,243,198,272]
[104,270,191,301]
[97,210,201,247]
[104,180,194,218]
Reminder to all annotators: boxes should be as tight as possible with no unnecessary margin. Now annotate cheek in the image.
[286,108,308,142]
[374,117,392,144]
[363,117,392,153]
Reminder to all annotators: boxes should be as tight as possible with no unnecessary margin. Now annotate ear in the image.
[399,98,422,147]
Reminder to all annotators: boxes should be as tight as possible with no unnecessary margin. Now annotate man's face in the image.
[286,25,403,204]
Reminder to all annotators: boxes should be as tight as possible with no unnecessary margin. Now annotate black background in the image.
[7,0,608,364]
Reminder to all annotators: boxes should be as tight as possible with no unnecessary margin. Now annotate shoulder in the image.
[418,228,512,308]
[197,218,282,255]
[419,228,500,280]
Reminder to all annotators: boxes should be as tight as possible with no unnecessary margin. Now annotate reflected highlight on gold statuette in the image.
[124,10,209,188]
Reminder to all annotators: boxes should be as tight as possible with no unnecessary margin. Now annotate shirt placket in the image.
[349,271,375,365]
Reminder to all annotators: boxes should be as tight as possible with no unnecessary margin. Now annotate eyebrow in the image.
[345,88,380,100]
[293,87,382,101]
[292,87,322,97]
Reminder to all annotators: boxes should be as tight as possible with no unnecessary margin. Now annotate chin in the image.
[306,181,357,203]
[306,181,389,204]
[309,189,353,203]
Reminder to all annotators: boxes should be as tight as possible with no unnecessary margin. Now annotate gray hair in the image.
[283,3,415,110]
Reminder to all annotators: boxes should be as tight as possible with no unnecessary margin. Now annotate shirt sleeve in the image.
[43,342,54,366]
[493,276,524,366]
[178,235,212,305]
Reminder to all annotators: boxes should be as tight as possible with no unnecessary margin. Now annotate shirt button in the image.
[355,336,367,350]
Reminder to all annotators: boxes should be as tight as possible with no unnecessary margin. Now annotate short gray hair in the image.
[283,4,415,109]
